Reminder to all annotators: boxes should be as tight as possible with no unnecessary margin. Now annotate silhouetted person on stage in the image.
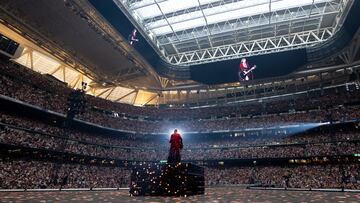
[168,129,183,163]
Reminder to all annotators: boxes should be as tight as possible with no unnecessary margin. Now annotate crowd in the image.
[1,57,360,133]
[206,164,360,189]
[0,157,130,189]
[95,90,360,120]
[1,111,360,161]
[1,54,360,190]
[0,58,69,114]
[1,157,359,189]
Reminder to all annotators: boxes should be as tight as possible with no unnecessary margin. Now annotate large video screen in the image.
[190,49,307,85]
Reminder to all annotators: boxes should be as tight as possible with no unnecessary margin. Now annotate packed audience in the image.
[0,157,130,189]
[1,56,360,190]
[0,58,68,114]
[1,157,359,189]
[1,57,360,133]
[206,164,360,189]
[1,112,360,161]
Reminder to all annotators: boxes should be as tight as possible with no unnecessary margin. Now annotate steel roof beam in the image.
[167,28,334,65]
[144,1,328,32]
[142,0,245,24]
[114,0,352,65]
[128,0,167,10]
[166,20,322,49]
[153,0,181,55]
[156,2,338,44]
[197,0,213,49]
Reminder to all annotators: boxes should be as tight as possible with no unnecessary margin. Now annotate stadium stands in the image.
[1,56,360,190]
[0,157,130,189]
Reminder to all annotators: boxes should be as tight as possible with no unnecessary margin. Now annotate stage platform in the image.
[130,162,205,196]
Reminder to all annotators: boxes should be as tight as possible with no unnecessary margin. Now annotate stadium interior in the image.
[0,0,360,202]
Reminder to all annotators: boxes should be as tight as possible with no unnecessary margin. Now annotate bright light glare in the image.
[169,128,182,135]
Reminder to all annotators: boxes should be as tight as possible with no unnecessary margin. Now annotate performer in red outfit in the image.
[168,129,183,163]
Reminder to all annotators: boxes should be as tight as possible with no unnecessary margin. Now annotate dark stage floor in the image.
[1,187,360,203]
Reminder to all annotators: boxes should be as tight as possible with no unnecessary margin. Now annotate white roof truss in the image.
[114,0,352,65]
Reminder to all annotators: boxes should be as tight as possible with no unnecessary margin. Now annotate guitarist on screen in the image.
[239,58,256,81]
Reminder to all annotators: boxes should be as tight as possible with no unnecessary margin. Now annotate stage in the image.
[1,187,360,203]
[130,162,204,196]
